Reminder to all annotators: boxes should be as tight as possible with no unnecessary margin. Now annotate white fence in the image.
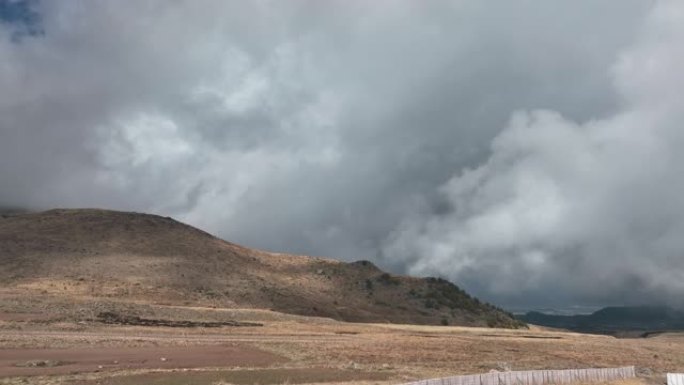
[404,366,636,385]
[668,373,684,385]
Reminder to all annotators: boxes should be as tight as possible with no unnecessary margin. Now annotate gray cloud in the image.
[0,0,671,308]
[384,0,684,308]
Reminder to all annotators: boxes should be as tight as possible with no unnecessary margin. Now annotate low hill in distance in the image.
[0,209,523,328]
[519,306,684,336]
[0,206,28,216]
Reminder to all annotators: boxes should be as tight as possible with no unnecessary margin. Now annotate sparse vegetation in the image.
[96,311,262,327]
[424,298,439,309]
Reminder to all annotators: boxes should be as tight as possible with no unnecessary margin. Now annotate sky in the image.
[2,0,684,310]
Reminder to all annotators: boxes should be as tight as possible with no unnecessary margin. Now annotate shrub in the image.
[424,299,439,309]
[377,273,401,285]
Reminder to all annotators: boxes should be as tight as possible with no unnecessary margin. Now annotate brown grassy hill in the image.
[0,209,523,328]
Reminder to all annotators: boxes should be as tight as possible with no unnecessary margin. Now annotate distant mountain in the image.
[0,208,524,328]
[519,305,684,335]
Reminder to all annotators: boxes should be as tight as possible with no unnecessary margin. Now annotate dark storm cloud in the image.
[2,0,680,308]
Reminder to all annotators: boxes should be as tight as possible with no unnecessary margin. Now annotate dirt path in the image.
[0,344,285,377]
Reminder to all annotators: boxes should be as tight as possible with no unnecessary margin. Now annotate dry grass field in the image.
[1,210,682,385]
[0,303,682,385]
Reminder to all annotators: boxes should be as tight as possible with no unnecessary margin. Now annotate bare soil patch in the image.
[79,368,393,385]
[0,344,284,377]
[0,312,53,322]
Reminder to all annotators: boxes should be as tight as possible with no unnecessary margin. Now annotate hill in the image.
[519,306,684,335]
[0,209,523,328]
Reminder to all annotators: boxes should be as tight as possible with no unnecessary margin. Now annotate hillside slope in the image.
[0,209,523,327]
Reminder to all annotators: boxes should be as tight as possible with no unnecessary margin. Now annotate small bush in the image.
[424,299,439,309]
[377,273,401,286]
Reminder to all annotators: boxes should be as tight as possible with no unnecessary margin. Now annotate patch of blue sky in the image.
[0,0,44,42]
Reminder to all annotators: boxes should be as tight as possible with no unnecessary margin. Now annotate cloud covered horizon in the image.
[2,0,683,308]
